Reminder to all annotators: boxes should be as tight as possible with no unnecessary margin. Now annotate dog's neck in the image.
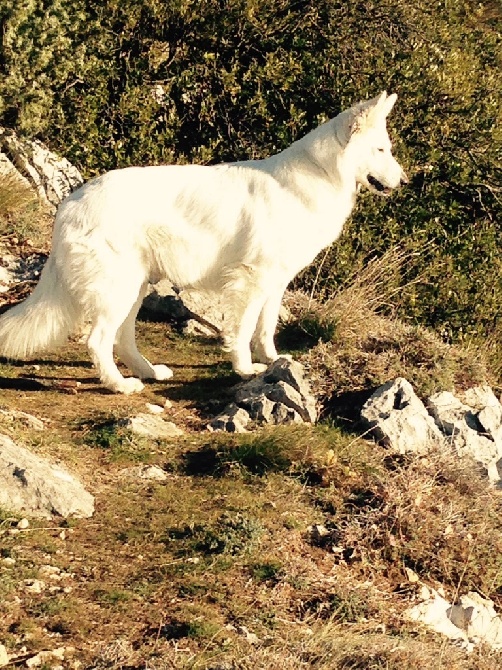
[260,120,359,214]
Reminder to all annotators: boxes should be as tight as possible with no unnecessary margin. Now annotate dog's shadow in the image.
[156,363,239,419]
[0,357,94,392]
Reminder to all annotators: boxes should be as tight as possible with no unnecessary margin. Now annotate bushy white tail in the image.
[0,257,76,360]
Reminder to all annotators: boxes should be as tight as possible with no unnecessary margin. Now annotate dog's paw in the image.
[237,363,268,379]
[111,377,145,394]
[151,364,174,381]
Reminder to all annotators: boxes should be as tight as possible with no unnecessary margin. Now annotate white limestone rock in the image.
[0,434,94,519]
[361,378,445,454]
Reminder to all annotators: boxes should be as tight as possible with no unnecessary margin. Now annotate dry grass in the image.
[1,220,502,668]
[281,246,496,420]
[0,172,53,249]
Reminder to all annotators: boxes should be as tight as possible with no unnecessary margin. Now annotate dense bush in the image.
[0,0,500,342]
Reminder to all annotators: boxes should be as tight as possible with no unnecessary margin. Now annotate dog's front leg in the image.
[226,295,268,379]
[252,286,289,365]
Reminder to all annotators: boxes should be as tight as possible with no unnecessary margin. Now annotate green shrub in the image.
[1,0,500,346]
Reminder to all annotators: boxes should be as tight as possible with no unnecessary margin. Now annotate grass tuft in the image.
[167,512,263,557]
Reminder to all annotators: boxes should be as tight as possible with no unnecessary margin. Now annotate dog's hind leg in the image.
[88,317,144,394]
[252,285,289,364]
[86,278,149,394]
[115,283,173,382]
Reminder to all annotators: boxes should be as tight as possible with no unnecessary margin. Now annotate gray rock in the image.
[0,252,46,293]
[238,395,276,424]
[0,434,94,519]
[235,378,276,405]
[361,379,502,485]
[361,378,445,454]
[210,358,317,432]
[428,390,502,482]
[268,381,316,423]
[264,357,306,394]
[271,403,303,424]
[142,281,223,336]
[119,413,183,438]
[447,592,502,649]
[405,586,502,652]
[0,643,9,668]
[463,386,502,444]
[209,404,251,433]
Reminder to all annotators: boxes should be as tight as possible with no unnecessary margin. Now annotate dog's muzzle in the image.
[367,171,409,195]
[367,175,392,195]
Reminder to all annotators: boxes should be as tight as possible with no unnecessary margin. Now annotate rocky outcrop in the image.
[428,386,502,482]
[0,434,94,519]
[361,378,502,485]
[0,127,83,213]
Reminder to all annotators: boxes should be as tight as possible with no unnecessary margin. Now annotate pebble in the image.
[23,579,46,594]
[146,403,165,415]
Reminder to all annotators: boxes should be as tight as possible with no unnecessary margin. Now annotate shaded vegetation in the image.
[0,0,500,344]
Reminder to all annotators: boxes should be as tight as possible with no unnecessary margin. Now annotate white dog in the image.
[0,92,407,394]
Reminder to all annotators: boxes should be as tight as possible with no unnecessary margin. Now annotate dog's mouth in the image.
[367,175,392,196]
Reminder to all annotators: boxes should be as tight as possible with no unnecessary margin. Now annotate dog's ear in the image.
[381,92,397,117]
[349,92,393,136]
[374,91,388,108]
[372,91,397,117]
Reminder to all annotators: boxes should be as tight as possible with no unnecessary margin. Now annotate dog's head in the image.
[345,92,408,197]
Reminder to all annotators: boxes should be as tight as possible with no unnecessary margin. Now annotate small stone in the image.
[26,647,69,668]
[120,465,168,481]
[146,403,164,415]
[40,565,62,579]
[1,557,15,567]
[119,413,183,438]
[238,625,260,645]
[17,518,30,529]
[164,398,173,410]
[23,579,46,594]
[405,567,420,583]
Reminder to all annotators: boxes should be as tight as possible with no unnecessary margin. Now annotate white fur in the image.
[0,92,407,393]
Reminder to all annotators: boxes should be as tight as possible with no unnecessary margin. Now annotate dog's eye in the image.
[377,148,385,153]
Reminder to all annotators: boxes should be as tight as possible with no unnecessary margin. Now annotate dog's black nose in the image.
[400,172,409,186]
